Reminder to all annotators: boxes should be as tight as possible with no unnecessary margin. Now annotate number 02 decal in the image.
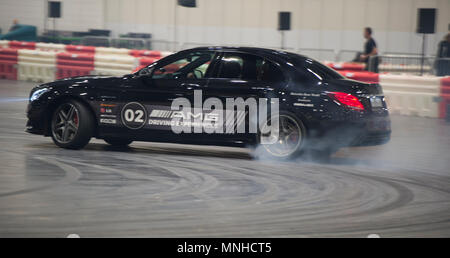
[121,102,148,129]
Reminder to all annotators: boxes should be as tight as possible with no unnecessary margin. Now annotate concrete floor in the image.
[0,79,449,237]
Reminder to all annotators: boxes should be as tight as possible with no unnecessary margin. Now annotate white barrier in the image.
[379,64,432,73]
[5,41,172,81]
[92,54,138,76]
[35,42,65,52]
[0,40,9,48]
[18,49,56,83]
[96,47,130,56]
[380,74,441,118]
[160,51,173,57]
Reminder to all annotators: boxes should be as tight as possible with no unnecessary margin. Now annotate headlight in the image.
[30,88,49,102]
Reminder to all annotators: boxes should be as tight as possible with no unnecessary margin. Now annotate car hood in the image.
[34,74,126,90]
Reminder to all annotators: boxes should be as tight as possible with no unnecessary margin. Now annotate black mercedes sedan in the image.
[26,47,391,159]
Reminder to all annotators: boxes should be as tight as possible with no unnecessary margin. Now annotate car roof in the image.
[184,46,309,63]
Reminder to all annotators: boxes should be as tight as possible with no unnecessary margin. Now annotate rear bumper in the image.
[350,114,391,146]
[350,131,391,146]
[311,112,391,148]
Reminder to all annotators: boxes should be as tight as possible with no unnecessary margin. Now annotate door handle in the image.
[181,83,201,90]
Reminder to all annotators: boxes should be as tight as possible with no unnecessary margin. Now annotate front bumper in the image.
[26,102,46,135]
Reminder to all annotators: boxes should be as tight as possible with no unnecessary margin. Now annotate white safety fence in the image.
[379,64,432,74]
[18,49,56,83]
[380,74,442,118]
[3,41,447,120]
[0,40,9,48]
[92,54,138,77]
[96,47,131,56]
[35,42,65,52]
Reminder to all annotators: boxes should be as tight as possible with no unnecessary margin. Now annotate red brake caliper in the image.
[73,113,79,126]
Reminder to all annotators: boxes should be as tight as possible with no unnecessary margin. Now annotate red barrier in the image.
[56,52,95,79]
[439,77,450,119]
[0,48,18,80]
[327,62,365,71]
[139,57,158,66]
[8,41,36,50]
[65,45,96,55]
[133,57,158,73]
[129,49,162,58]
[339,71,379,84]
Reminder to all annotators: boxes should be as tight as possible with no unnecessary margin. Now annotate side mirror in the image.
[135,67,155,85]
[137,66,154,77]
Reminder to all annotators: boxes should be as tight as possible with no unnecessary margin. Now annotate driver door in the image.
[150,50,217,97]
[115,50,218,139]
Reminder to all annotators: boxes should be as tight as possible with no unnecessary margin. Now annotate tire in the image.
[50,100,94,150]
[254,112,307,160]
[104,137,133,147]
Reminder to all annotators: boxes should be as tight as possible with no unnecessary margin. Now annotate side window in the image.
[152,51,215,79]
[215,53,285,83]
[258,59,285,83]
[216,54,245,79]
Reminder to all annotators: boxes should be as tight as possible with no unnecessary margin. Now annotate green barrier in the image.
[0,25,37,41]
[39,36,83,45]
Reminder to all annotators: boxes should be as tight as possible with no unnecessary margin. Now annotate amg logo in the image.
[150,109,219,122]
[172,111,219,122]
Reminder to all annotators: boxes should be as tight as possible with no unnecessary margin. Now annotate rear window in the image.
[290,56,344,81]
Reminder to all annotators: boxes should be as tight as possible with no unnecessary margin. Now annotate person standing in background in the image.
[9,19,20,32]
[435,33,450,76]
[353,27,379,72]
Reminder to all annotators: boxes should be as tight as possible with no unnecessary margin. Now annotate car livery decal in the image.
[98,103,119,125]
[96,102,247,133]
[121,102,148,129]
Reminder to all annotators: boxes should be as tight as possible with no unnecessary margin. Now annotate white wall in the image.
[104,0,450,58]
[0,0,104,34]
[1,0,449,60]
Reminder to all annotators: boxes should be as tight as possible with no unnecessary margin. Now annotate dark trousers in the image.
[352,52,379,73]
[435,59,450,76]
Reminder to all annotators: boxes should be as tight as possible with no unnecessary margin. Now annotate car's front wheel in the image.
[50,100,94,149]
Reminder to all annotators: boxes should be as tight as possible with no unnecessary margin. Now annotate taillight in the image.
[327,92,364,110]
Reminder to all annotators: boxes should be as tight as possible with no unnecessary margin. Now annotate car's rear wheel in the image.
[255,113,306,160]
[104,137,133,147]
[51,100,94,149]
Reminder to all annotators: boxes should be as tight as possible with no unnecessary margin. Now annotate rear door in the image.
[204,51,286,141]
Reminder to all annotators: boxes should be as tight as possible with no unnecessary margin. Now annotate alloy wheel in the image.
[261,115,303,157]
[52,103,79,144]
